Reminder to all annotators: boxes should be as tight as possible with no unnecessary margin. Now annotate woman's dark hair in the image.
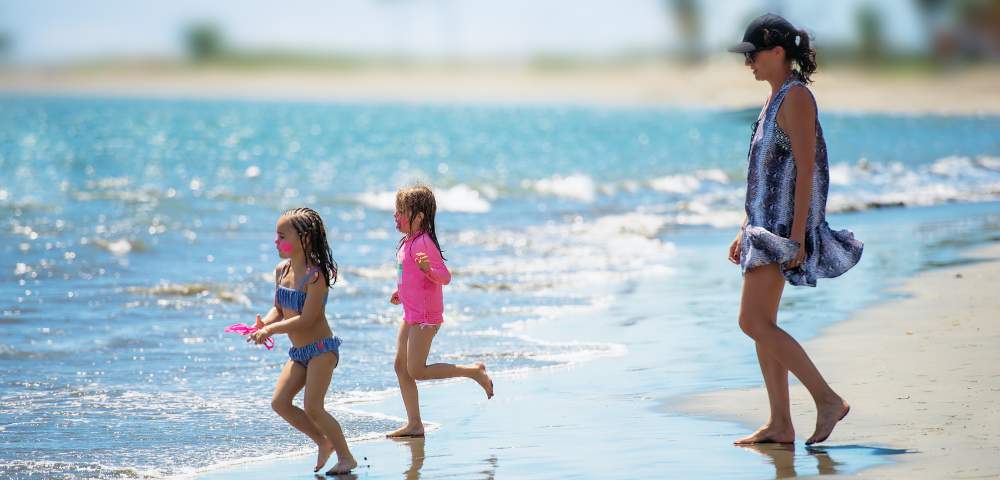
[396,185,445,260]
[281,207,338,286]
[763,26,817,83]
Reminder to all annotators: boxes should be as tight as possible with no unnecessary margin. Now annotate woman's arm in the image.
[730,215,748,264]
[779,86,817,266]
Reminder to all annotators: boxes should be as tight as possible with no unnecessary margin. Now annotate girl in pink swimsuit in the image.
[386,185,494,438]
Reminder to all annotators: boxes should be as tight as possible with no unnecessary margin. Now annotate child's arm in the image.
[256,307,282,328]
[255,273,328,338]
[413,235,451,285]
[263,264,285,325]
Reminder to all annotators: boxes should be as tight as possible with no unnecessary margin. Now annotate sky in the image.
[0,0,927,64]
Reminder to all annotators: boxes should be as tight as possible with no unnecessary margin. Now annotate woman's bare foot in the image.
[324,456,357,476]
[386,424,425,438]
[314,441,335,472]
[734,423,796,445]
[473,363,494,399]
[806,397,850,445]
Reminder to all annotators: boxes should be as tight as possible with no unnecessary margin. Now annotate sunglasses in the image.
[744,47,774,63]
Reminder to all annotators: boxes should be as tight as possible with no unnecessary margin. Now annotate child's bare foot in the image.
[324,456,357,476]
[386,424,425,438]
[806,396,850,445]
[734,423,795,445]
[314,441,335,472]
[473,363,494,399]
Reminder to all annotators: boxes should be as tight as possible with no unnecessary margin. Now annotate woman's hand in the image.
[786,234,806,269]
[414,252,430,271]
[253,313,265,330]
[728,232,743,265]
[389,290,400,305]
[249,326,273,345]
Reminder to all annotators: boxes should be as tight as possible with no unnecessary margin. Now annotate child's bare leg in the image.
[271,360,329,450]
[388,322,425,437]
[406,324,494,399]
[303,352,356,474]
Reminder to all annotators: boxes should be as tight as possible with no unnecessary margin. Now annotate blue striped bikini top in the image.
[274,262,327,312]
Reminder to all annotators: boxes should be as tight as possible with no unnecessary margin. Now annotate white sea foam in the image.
[825,156,1000,212]
[648,169,731,194]
[524,173,597,202]
[356,184,491,213]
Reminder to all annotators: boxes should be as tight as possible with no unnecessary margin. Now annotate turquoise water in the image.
[1,95,998,478]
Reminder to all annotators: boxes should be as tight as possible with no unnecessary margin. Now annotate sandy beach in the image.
[678,242,1000,478]
[2,61,999,114]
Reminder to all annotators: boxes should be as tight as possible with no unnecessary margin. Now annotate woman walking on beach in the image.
[726,14,863,445]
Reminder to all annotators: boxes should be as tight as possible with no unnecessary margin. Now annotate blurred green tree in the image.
[184,23,224,62]
[664,0,704,63]
[0,31,11,60]
[856,4,884,64]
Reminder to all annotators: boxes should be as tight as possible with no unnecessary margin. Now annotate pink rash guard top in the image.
[396,232,451,325]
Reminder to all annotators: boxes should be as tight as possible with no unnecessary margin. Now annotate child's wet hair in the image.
[396,185,445,260]
[280,207,338,286]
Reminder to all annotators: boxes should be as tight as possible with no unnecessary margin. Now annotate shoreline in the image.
[2,61,999,114]
[674,242,1000,478]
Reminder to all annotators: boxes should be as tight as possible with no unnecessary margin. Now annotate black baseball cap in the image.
[728,13,797,54]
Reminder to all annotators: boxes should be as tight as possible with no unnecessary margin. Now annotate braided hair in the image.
[280,207,338,286]
[395,185,446,260]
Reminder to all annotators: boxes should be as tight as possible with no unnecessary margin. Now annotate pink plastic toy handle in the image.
[225,323,275,350]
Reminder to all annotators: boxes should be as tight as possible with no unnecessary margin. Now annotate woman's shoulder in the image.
[783,80,816,107]
[778,84,817,123]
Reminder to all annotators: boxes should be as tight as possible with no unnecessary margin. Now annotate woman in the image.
[727,13,864,445]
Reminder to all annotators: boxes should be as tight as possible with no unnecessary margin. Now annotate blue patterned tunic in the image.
[740,75,863,286]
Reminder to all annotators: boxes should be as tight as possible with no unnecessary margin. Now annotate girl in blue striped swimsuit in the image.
[249,207,356,475]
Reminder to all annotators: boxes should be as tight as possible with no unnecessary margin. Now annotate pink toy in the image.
[225,323,275,350]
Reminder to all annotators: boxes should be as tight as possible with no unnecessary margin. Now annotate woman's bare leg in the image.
[737,263,849,445]
[735,270,795,444]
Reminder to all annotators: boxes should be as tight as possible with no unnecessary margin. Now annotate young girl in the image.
[386,185,494,438]
[726,14,862,445]
[248,207,357,475]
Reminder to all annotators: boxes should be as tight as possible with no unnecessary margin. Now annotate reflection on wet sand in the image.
[389,437,498,479]
[738,443,911,478]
